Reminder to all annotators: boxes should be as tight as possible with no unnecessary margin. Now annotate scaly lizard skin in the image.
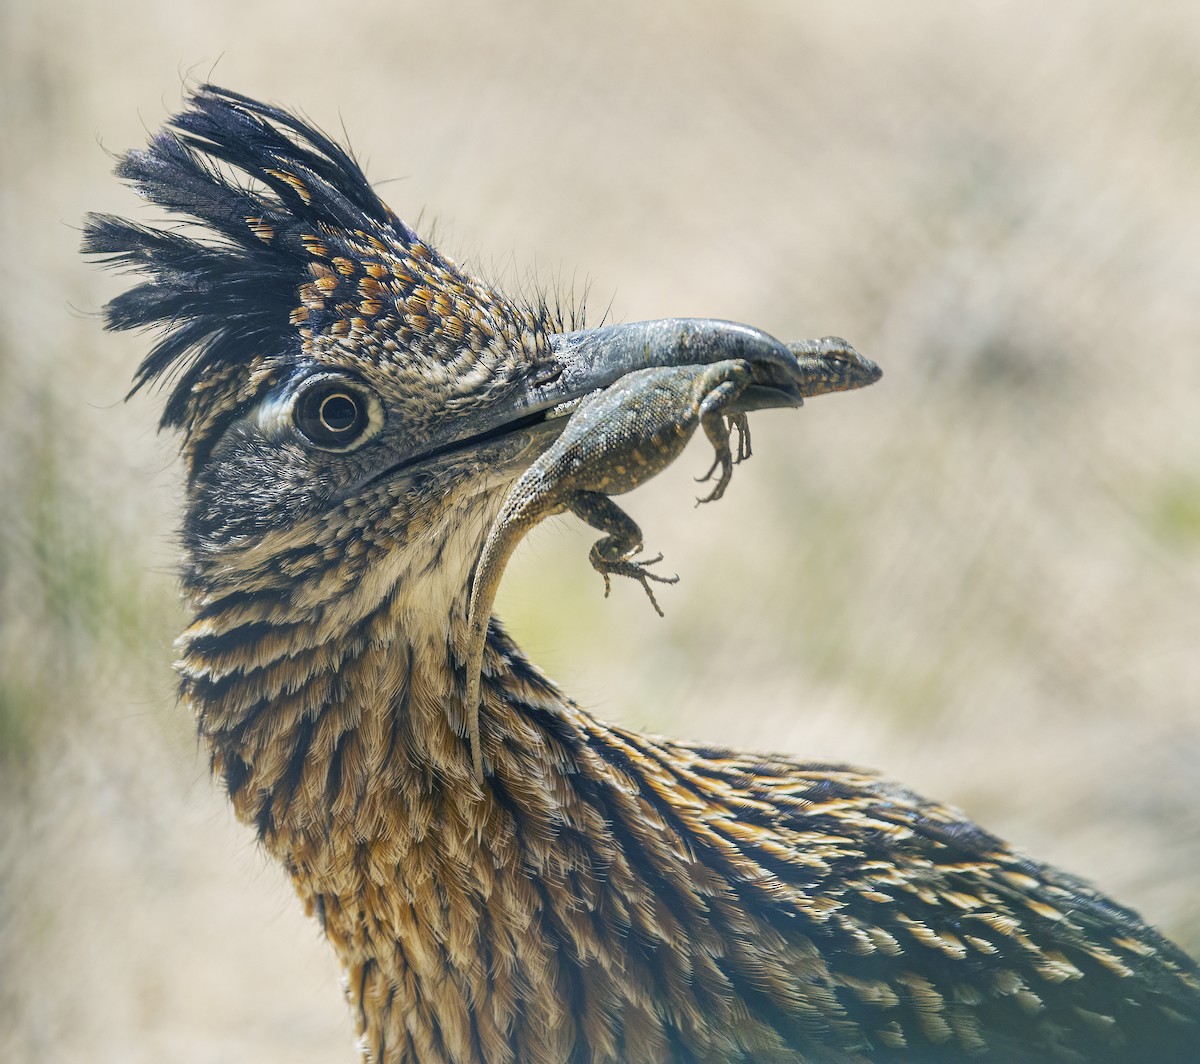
[463,339,881,773]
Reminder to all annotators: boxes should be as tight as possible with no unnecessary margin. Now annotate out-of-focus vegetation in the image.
[2,2,1198,1061]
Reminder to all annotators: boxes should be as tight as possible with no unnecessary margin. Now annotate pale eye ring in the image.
[293,375,381,450]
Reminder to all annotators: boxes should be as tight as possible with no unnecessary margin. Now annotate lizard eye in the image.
[293,375,382,451]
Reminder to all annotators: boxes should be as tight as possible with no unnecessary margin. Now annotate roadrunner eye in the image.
[318,392,358,432]
[293,377,380,450]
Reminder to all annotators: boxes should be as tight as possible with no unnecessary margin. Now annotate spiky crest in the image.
[81,85,432,432]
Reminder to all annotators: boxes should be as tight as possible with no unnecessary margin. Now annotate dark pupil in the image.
[320,393,358,432]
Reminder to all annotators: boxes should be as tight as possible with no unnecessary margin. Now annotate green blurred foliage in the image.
[1151,475,1200,548]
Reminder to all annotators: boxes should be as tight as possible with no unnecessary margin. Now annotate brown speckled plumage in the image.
[84,86,1200,1063]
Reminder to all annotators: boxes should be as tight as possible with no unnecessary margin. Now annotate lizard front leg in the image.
[696,411,751,504]
[569,490,679,617]
[693,362,754,504]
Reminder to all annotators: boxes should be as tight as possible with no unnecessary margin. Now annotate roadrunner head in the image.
[82,85,815,783]
[85,84,809,598]
[86,87,563,574]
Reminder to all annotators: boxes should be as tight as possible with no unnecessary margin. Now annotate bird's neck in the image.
[175,530,884,1064]
[180,496,560,841]
[178,514,621,1058]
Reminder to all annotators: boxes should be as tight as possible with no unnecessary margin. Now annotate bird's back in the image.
[476,633,1200,1063]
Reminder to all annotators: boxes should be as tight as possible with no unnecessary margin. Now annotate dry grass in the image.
[2,2,1198,1060]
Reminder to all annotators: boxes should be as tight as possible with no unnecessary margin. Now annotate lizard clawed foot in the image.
[694,450,734,505]
[592,550,679,618]
[731,414,752,463]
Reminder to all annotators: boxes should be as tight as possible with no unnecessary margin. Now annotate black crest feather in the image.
[82,85,419,429]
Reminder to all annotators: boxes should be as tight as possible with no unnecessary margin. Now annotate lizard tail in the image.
[463,498,534,779]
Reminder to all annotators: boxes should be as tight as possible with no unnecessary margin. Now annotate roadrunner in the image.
[84,86,1200,1063]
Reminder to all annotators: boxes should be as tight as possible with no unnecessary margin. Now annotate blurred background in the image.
[2,1,1198,1060]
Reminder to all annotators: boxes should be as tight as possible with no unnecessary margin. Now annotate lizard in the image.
[462,337,881,774]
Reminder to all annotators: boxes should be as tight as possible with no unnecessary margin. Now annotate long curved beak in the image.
[405,319,879,471]
[543,318,813,412]
[540,319,880,413]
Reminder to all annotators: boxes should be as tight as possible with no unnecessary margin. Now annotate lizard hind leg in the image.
[572,490,679,618]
